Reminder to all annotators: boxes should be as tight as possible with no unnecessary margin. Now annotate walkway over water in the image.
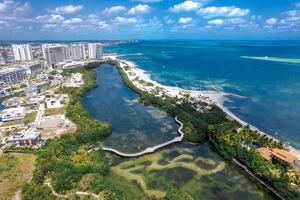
[102,116,184,158]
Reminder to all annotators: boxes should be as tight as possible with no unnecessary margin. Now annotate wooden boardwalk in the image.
[102,116,184,158]
[233,158,285,200]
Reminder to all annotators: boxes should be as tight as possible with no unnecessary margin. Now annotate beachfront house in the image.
[258,147,297,166]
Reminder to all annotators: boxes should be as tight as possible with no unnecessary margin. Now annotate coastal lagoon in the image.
[84,64,273,199]
[105,40,300,148]
[84,64,179,153]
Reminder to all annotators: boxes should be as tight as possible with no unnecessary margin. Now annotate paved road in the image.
[34,103,44,128]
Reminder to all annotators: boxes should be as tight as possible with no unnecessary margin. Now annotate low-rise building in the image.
[0,67,28,84]
[45,95,66,109]
[1,107,26,122]
[7,130,41,146]
[26,62,43,75]
[24,85,41,97]
[258,147,297,165]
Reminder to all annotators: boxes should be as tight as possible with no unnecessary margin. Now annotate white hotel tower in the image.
[12,44,33,62]
[88,43,102,60]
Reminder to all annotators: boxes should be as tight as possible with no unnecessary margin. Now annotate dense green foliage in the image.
[165,189,194,200]
[209,122,299,199]
[22,68,127,199]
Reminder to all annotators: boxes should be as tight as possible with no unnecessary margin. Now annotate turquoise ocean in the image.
[105,40,300,148]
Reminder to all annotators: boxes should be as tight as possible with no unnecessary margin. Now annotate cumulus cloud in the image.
[128,4,151,15]
[197,6,250,18]
[278,9,300,29]
[41,23,58,30]
[114,16,139,24]
[48,4,83,15]
[0,0,13,13]
[13,2,31,16]
[36,14,65,23]
[170,1,201,12]
[266,18,277,25]
[98,21,109,29]
[63,17,82,25]
[207,18,248,26]
[208,19,224,25]
[103,6,126,16]
[132,0,162,2]
[178,17,193,24]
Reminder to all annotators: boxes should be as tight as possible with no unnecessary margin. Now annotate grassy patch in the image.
[44,107,66,116]
[0,153,36,199]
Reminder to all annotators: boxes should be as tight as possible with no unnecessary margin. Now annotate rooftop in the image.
[258,147,297,164]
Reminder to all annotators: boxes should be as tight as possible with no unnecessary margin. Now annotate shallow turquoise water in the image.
[105,40,300,148]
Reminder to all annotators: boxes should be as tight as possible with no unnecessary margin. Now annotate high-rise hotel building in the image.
[11,44,33,62]
[88,43,102,60]
[70,43,87,60]
[42,44,69,68]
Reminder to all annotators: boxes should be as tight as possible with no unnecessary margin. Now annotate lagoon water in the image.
[84,64,273,199]
[105,40,300,148]
[84,64,179,153]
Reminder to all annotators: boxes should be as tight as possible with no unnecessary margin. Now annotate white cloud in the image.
[197,6,250,18]
[296,2,300,8]
[98,21,109,29]
[41,23,58,30]
[14,2,31,16]
[207,17,249,26]
[208,19,224,25]
[36,14,65,23]
[170,1,201,12]
[114,16,139,24]
[178,17,193,24]
[103,6,126,16]
[133,17,162,31]
[266,18,277,25]
[285,10,300,17]
[132,0,162,3]
[0,0,13,13]
[166,19,174,24]
[128,4,151,15]
[48,4,83,15]
[278,9,300,30]
[63,17,82,25]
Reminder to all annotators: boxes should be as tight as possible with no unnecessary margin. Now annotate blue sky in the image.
[0,0,300,40]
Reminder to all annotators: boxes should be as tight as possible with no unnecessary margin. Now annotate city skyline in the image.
[0,0,300,40]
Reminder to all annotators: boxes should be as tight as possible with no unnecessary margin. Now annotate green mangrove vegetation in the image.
[21,68,128,199]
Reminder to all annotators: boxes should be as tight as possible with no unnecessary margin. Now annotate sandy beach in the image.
[105,55,300,155]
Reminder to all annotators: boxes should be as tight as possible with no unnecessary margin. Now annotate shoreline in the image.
[104,55,300,155]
